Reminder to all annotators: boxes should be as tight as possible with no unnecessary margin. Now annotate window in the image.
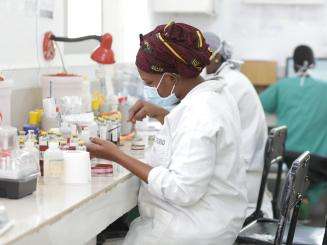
[65,0,102,54]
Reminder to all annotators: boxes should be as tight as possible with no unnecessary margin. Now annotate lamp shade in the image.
[91,33,115,64]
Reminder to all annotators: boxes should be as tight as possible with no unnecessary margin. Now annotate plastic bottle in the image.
[79,126,91,144]
[92,99,101,117]
[23,139,40,170]
[26,130,36,143]
[28,111,40,127]
[118,96,132,136]
[43,142,63,182]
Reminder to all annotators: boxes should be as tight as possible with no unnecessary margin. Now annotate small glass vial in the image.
[18,131,26,149]
[109,121,120,145]
[99,121,107,140]
[77,140,87,151]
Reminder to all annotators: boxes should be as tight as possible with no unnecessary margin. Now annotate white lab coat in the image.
[123,80,247,245]
[210,63,271,217]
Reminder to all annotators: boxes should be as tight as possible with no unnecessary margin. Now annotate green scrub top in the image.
[260,76,327,157]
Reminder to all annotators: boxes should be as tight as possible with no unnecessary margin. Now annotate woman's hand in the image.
[87,137,152,183]
[128,100,169,124]
[86,138,122,162]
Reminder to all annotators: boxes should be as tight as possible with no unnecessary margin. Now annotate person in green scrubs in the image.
[260,45,327,223]
[260,45,327,158]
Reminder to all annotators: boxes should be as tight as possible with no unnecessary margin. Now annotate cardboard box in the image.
[240,60,277,86]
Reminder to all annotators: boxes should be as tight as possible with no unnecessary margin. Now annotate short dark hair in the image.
[293,45,315,72]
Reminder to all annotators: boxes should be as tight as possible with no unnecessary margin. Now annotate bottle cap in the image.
[28,111,39,126]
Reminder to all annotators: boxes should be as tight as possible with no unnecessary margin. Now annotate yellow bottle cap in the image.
[35,109,44,123]
[28,111,39,126]
[92,99,100,111]
[40,130,47,136]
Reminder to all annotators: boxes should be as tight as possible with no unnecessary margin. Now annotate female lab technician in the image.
[87,22,247,245]
[202,32,270,217]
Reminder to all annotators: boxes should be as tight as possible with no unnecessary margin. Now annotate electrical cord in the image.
[54,41,68,73]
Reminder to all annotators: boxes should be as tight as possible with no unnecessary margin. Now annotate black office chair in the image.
[285,150,327,186]
[243,126,287,227]
[323,218,327,245]
[237,152,326,245]
[237,151,311,245]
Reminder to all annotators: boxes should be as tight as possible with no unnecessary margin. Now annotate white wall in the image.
[103,0,327,69]
[2,0,326,84]
[102,0,151,63]
[0,0,64,72]
[0,0,98,127]
[152,0,327,66]
[2,0,326,126]
[0,0,98,89]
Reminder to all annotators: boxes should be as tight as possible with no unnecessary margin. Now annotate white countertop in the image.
[0,143,145,244]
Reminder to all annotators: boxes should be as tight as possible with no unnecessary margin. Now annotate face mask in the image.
[200,69,207,78]
[143,73,179,111]
[201,62,228,81]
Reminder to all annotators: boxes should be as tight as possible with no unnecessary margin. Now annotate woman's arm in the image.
[87,100,168,181]
[87,130,216,207]
[115,150,152,183]
[87,138,152,182]
[128,100,169,124]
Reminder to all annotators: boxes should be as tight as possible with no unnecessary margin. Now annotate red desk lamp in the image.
[43,32,117,105]
[43,31,115,64]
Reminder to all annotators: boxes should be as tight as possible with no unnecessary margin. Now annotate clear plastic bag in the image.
[111,63,144,99]
[0,126,17,151]
[0,149,40,180]
[59,96,83,115]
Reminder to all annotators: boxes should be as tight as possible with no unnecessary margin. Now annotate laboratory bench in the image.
[0,143,143,245]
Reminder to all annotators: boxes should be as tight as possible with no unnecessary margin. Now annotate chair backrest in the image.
[243,126,288,227]
[323,217,327,245]
[255,126,288,214]
[265,126,287,167]
[274,151,310,245]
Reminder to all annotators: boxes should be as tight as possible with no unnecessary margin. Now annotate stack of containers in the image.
[0,126,39,199]
[0,80,12,126]
[41,74,91,113]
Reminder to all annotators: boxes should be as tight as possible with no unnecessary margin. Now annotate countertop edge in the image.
[5,172,134,245]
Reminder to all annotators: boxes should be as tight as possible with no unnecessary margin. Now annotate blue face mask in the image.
[143,73,179,111]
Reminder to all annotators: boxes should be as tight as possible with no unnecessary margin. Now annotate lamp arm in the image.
[50,35,102,43]
[43,31,114,64]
